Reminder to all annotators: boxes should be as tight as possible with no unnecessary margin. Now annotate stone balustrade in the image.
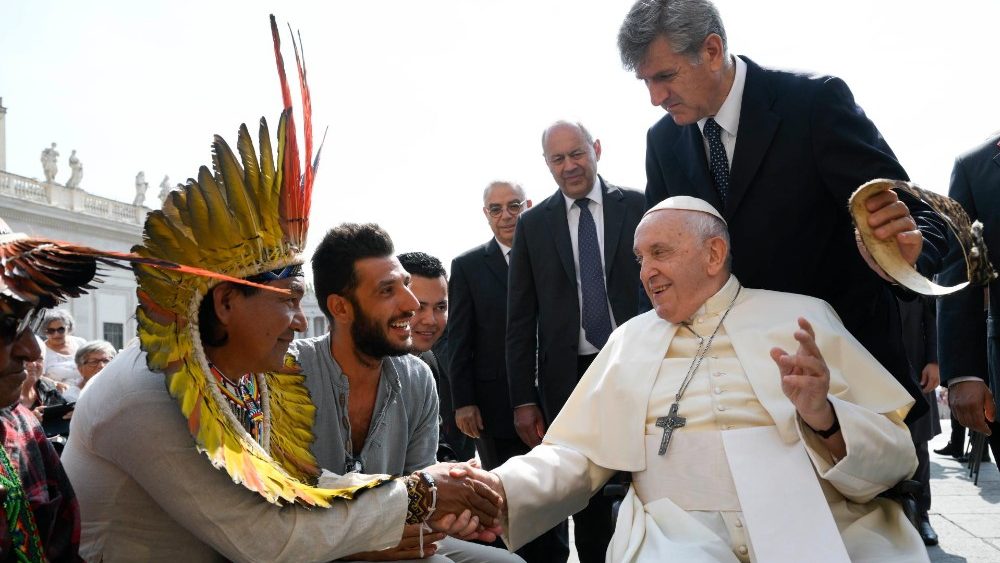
[0,170,146,224]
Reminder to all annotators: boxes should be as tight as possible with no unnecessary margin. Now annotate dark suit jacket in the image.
[506,178,646,422]
[898,296,941,442]
[644,56,947,419]
[448,238,519,439]
[938,133,1000,414]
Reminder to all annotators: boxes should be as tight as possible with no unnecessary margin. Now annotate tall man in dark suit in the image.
[938,132,1000,468]
[616,0,947,417]
[507,121,646,562]
[450,181,570,562]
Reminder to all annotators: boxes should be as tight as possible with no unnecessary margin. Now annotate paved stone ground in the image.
[564,420,999,562]
[927,420,999,562]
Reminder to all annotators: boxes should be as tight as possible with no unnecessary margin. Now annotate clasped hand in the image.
[341,460,504,561]
[422,460,504,540]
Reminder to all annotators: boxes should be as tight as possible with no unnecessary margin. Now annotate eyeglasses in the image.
[486,201,527,217]
[0,303,45,343]
[45,326,67,335]
[82,357,112,367]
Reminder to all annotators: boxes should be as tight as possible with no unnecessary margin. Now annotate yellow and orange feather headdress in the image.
[128,16,388,506]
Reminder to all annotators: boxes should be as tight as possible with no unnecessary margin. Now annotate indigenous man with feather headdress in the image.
[60,17,502,562]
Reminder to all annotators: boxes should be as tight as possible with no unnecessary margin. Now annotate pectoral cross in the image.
[656,402,686,455]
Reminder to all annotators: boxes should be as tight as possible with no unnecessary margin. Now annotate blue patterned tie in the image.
[575,198,613,349]
[703,118,730,203]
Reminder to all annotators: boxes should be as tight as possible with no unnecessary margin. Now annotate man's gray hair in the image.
[617,0,728,71]
[685,211,732,271]
[41,308,75,333]
[75,340,117,367]
[482,180,526,204]
[541,120,595,151]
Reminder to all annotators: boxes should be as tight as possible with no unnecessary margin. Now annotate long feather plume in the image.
[0,238,292,304]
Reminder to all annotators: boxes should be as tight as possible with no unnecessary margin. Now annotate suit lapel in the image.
[727,57,780,219]
[674,125,723,210]
[483,238,508,287]
[601,178,624,276]
[544,191,578,286]
[992,139,1000,169]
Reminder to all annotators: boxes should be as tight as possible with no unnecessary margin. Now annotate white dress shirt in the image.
[562,178,617,355]
[497,239,512,265]
[696,55,747,171]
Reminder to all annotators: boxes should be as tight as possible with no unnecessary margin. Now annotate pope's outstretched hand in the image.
[770,317,846,457]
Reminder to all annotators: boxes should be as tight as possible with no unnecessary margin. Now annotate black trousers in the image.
[910,436,932,516]
[570,353,616,563]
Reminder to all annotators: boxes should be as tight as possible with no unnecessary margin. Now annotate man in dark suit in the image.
[938,132,1000,468]
[898,296,942,545]
[507,121,645,562]
[450,181,570,562]
[616,0,947,418]
[449,182,533,469]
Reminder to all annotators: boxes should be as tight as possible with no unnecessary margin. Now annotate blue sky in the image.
[2,0,998,264]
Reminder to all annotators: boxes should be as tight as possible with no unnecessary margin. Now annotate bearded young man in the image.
[288,224,522,563]
[459,196,928,562]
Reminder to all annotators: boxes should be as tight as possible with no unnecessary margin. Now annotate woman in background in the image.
[19,354,73,440]
[40,309,87,388]
[75,340,117,388]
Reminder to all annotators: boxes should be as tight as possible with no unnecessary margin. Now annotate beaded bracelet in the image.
[404,471,438,524]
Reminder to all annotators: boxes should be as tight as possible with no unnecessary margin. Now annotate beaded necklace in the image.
[209,364,264,443]
[0,446,44,563]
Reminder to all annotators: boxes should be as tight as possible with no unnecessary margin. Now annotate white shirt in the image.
[696,55,747,170]
[497,239,512,265]
[562,178,617,355]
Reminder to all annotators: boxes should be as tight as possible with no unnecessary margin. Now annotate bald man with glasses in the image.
[450,181,571,562]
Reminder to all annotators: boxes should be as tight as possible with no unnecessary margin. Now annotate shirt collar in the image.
[697,55,747,138]
[495,239,512,256]
[688,274,741,322]
[323,332,402,391]
[562,176,603,210]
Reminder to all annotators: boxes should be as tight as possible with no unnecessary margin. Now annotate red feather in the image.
[270,15,309,249]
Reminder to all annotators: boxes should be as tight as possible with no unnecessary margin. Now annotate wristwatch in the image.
[417,470,436,490]
[810,401,841,438]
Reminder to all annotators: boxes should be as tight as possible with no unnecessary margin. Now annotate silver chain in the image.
[673,285,742,403]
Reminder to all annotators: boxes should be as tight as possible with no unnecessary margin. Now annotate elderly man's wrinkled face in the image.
[634,210,719,323]
[483,183,531,248]
[543,124,601,200]
[224,276,308,372]
[636,34,729,127]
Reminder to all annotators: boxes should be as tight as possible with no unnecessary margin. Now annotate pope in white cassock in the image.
[462,196,928,562]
